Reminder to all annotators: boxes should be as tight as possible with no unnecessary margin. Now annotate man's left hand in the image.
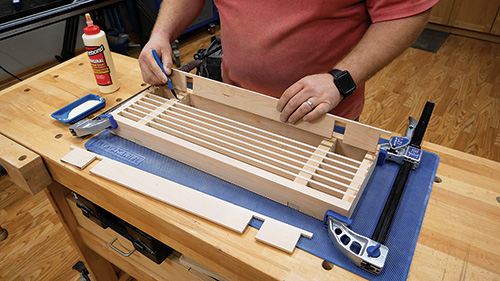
[276,73,341,124]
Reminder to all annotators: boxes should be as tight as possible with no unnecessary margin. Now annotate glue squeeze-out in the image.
[82,13,120,93]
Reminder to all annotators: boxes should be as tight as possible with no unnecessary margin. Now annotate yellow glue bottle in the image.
[82,13,120,93]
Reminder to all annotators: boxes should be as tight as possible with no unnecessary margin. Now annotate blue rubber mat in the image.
[86,129,439,280]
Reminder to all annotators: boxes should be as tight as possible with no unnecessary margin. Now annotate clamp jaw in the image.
[69,114,117,137]
[323,211,389,275]
[379,117,422,169]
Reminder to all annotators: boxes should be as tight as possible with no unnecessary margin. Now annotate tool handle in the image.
[410,102,435,148]
[152,49,178,99]
[151,49,172,86]
[404,117,418,139]
[178,60,203,72]
[151,49,166,75]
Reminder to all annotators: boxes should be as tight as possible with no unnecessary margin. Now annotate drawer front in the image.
[66,196,208,281]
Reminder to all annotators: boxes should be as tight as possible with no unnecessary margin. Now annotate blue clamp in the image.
[97,114,118,129]
[323,210,353,228]
[377,149,387,166]
[69,114,118,137]
[367,242,382,258]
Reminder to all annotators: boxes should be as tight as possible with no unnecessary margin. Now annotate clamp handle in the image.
[324,214,388,275]
[404,117,418,139]
[410,102,435,149]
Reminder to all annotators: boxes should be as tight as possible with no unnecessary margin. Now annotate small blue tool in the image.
[152,49,178,100]
[69,114,118,138]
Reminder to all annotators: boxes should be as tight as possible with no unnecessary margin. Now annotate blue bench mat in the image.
[86,129,439,280]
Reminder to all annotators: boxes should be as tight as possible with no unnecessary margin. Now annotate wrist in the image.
[150,29,173,44]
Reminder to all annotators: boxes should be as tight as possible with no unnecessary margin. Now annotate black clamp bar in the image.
[371,101,435,244]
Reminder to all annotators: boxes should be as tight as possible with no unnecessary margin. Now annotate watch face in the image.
[335,71,356,96]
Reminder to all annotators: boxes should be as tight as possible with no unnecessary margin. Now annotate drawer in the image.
[66,195,218,281]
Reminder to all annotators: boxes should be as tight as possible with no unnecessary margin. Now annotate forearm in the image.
[335,10,431,86]
[151,0,206,43]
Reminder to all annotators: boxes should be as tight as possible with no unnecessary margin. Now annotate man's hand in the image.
[137,0,205,85]
[276,73,342,124]
[138,36,173,85]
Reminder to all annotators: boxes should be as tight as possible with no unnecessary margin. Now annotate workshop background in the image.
[0,0,499,280]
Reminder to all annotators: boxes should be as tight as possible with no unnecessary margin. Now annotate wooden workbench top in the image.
[1,53,499,280]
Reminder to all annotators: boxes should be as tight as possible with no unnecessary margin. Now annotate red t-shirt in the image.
[214,0,438,120]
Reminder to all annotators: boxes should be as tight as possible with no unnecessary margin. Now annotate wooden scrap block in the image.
[60,146,97,169]
[255,217,312,254]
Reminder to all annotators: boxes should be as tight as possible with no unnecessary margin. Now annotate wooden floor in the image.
[362,34,500,162]
[0,176,80,281]
[0,27,499,280]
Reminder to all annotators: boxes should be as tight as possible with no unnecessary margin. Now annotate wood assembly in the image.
[110,70,390,219]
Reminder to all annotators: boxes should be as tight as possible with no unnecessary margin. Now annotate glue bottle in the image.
[82,13,120,93]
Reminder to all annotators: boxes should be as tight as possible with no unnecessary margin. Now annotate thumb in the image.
[161,49,173,75]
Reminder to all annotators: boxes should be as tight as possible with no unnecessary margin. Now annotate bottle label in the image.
[86,45,113,86]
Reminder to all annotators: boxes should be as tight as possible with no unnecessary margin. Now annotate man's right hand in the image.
[138,36,173,86]
[137,0,205,85]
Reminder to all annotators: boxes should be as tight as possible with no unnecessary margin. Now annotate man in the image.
[139,0,437,122]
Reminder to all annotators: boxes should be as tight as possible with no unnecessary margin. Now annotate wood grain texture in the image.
[0,52,145,281]
[113,110,354,219]
[66,196,205,281]
[190,70,389,150]
[428,0,454,25]
[60,146,97,169]
[0,176,79,281]
[447,0,500,32]
[492,8,500,35]
[180,26,500,163]
[0,133,52,194]
[191,72,336,138]
[45,181,120,281]
[362,34,500,163]
[410,141,500,280]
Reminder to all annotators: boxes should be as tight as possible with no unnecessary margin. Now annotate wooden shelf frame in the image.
[110,70,388,219]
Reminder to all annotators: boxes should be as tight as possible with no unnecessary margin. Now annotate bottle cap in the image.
[84,13,100,35]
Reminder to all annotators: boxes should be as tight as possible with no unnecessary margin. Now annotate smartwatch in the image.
[328,69,356,100]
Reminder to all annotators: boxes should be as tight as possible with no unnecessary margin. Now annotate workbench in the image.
[1,53,499,280]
